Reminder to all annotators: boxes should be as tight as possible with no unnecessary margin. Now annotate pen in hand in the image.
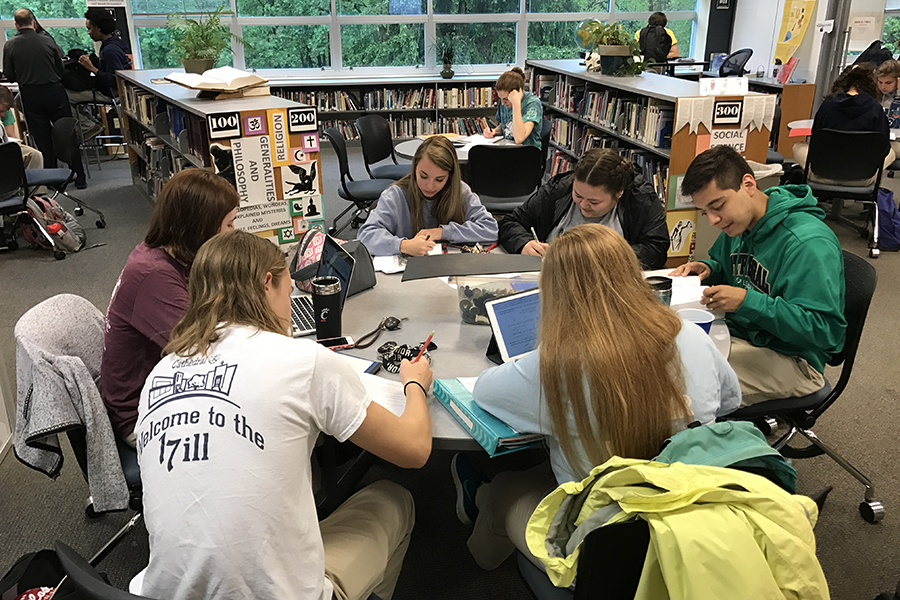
[413,331,435,363]
[530,226,540,244]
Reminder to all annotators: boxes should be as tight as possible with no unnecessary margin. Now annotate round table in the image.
[787,119,813,138]
[395,137,517,163]
[333,272,731,450]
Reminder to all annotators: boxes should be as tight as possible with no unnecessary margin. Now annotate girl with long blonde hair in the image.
[358,135,498,256]
[453,224,740,570]
[136,230,435,600]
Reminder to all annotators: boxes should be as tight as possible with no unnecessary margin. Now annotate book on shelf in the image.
[777,57,799,84]
[165,66,268,92]
[433,378,544,457]
[550,151,572,177]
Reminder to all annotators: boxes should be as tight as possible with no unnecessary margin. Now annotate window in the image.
[0,0,86,20]
[434,0,518,15]
[884,15,900,55]
[437,23,516,65]
[130,0,221,15]
[238,0,330,17]
[47,27,94,54]
[527,0,607,14]
[341,24,424,67]
[613,0,695,10]
[242,25,330,69]
[527,21,584,60]
[339,0,425,15]
[136,26,233,69]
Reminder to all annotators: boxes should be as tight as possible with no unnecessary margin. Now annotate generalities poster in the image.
[775,0,817,64]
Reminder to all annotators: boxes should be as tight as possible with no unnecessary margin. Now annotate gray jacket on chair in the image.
[15,294,128,512]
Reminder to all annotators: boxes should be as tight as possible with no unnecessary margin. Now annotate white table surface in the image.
[316,269,731,450]
[395,137,517,162]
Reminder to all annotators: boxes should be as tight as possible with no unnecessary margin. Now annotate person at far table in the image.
[0,85,43,170]
[875,59,900,108]
[358,135,498,256]
[136,229,433,600]
[497,148,669,269]
[671,146,846,406]
[793,63,894,177]
[483,67,542,148]
[450,224,740,570]
[636,12,679,62]
[101,169,239,446]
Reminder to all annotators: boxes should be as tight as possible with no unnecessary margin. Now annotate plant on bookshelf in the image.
[576,21,645,77]
[437,40,455,79]
[167,5,247,74]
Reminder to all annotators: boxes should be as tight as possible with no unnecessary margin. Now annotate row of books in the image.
[582,90,675,149]
[549,151,572,177]
[322,115,493,139]
[121,83,158,130]
[166,104,211,166]
[274,85,498,112]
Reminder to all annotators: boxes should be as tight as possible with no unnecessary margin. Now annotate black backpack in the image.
[61,48,96,92]
[853,40,892,67]
[639,25,672,63]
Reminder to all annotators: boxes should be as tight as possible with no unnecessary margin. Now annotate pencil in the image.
[413,331,435,363]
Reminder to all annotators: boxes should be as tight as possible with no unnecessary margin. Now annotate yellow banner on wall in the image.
[775,0,817,64]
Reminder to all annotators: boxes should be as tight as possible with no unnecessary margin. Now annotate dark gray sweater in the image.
[2,28,65,86]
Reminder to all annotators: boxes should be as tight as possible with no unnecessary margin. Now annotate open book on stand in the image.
[165,66,268,93]
[433,378,543,457]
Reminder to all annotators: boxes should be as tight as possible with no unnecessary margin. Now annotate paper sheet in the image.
[458,377,478,394]
[338,353,380,375]
[373,255,407,274]
[360,373,407,417]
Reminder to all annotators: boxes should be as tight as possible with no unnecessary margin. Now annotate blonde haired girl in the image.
[136,230,434,600]
[453,224,740,570]
[358,135,498,256]
[484,66,543,148]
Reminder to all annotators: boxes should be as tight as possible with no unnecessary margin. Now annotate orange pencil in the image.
[413,331,435,363]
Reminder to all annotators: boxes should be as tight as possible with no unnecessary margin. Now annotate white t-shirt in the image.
[136,324,371,600]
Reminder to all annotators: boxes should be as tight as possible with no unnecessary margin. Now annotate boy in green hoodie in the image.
[672,147,846,405]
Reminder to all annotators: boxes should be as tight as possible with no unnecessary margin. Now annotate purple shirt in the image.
[101,243,190,437]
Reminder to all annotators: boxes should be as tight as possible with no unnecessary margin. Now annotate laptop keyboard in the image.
[291,297,316,336]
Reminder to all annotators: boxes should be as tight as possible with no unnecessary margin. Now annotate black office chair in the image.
[720,48,753,77]
[468,144,542,214]
[356,115,411,180]
[55,541,154,600]
[322,127,394,236]
[728,251,882,522]
[0,141,63,255]
[803,129,889,258]
[539,118,552,178]
[517,520,651,600]
[15,294,143,567]
[25,117,107,229]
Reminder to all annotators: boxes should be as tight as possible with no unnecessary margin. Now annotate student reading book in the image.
[451,223,740,571]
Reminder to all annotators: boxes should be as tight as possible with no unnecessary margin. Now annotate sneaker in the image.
[75,179,87,190]
[82,122,104,141]
[451,452,482,526]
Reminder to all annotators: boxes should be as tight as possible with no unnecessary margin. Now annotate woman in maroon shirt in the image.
[101,169,239,444]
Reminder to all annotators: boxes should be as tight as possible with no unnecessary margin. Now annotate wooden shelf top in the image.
[118,69,304,118]
[527,59,705,103]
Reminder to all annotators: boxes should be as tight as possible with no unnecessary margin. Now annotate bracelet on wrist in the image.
[403,381,427,397]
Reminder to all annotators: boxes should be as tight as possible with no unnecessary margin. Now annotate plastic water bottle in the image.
[46,222,77,252]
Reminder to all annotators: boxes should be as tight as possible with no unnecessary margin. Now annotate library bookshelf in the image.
[267,73,501,141]
[526,59,773,266]
[117,69,326,246]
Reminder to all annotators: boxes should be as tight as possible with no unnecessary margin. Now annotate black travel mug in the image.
[311,276,342,340]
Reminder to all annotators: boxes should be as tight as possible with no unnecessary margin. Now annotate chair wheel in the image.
[85,499,100,518]
[860,500,885,523]
[754,417,778,436]
[54,250,66,260]
[870,248,880,259]
[74,207,84,216]
[327,226,337,235]
[96,220,106,228]
[6,239,17,251]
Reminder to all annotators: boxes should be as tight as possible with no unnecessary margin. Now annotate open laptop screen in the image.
[485,288,541,362]
[316,235,355,309]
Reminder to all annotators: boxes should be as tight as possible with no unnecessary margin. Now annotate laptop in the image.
[484,288,541,364]
[291,236,356,337]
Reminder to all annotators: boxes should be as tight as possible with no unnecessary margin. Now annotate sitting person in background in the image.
[498,148,669,268]
[358,135,498,256]
[66,7,132,139]
[0,86,42,169]
[101,169,238,445]
[636,11,679,62]
[137,230,433,600]
[793,63,894,175]
[875,59,900,108]
[671,146,846,406]
[452,223,740,570]
[483,67,542,148]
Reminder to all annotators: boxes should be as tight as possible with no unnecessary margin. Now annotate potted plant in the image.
[576,20,645,76]
[437,40,455,79]
[167,5,247,74]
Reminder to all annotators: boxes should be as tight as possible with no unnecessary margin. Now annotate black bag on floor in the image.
[0,549,78,600]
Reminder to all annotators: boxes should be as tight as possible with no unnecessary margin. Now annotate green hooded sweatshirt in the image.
[700,185,846,372]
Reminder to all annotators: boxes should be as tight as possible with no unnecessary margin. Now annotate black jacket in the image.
[812,92,889,137]
[498,171,669,269]
[94,36,132,98]
[2,28,65,86]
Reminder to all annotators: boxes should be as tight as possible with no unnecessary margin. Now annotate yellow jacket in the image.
[526,457,829,600]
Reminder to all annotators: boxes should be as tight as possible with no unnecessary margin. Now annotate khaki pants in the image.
[466,462,556,571]
[729,337,825,406]
[20,144,43,169]
[322,480,415,600]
